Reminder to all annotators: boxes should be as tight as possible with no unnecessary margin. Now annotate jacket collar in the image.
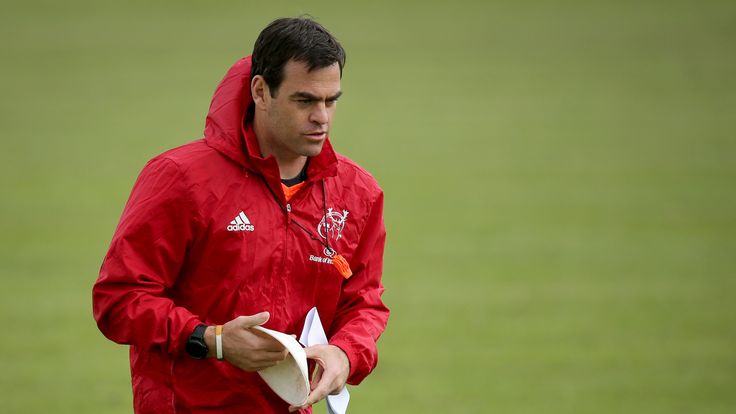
[203,56,338,200]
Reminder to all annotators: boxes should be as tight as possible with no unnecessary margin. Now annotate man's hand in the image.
[205,312,288,371]
[288,344,350,412]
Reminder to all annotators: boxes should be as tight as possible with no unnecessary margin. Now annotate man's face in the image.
[256,59,342,160]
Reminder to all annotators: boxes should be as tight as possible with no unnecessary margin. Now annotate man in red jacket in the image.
[93,17,389,413]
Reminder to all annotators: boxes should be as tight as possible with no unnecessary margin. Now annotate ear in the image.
[251,75,271,109]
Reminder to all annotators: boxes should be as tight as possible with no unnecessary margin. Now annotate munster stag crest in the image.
[317,208,349,242]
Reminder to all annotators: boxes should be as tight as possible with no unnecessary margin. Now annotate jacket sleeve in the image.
[92,157,202,356]
[329,190,390,385]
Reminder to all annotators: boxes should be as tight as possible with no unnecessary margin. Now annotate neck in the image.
[252,116,307,180]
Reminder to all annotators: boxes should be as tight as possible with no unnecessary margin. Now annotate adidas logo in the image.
[227,211,255,232]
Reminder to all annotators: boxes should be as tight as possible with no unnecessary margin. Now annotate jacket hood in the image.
[203,56,338,187]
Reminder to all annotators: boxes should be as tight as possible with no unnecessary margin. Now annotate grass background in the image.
[1,0,735,412]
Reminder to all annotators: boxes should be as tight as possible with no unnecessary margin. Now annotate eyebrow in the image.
[290,91,343,101]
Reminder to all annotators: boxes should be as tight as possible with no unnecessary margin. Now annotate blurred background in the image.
[1,0,734,412]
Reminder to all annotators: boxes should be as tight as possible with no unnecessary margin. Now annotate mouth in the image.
[303,131,327,140]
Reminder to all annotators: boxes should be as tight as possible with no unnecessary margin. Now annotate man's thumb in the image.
[242,311,270,327]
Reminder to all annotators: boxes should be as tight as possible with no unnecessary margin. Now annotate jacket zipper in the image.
[278,202,290,321]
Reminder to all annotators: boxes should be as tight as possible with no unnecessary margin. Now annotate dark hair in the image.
[251,17,346,96]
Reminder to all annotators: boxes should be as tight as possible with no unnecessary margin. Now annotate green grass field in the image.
[1,0,734,412]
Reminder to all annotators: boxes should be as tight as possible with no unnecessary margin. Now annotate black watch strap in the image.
[185,324,209,359]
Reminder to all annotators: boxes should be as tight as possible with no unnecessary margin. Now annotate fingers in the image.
[250,331,288,353]
[304,345,321,359]
[235,349,288,371]
[246,359,284,371]
[253,349,289,364]
[237,311,270,328]
[288,379,330,414]
[305,346,326,392]
[303,375,333,408]
[311,364,324,391]
[293,347,335,409]
[288,345,349,412]
[291,345,350,410]
[232,312,287,352]
[220,311,296,372]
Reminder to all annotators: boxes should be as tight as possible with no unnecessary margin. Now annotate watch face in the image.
[186,325,209,359]
[186,338,208,359]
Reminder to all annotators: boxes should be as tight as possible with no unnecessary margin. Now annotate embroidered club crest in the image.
[317,208,349,243]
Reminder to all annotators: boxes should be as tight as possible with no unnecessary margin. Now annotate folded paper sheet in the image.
[299,307,350,414]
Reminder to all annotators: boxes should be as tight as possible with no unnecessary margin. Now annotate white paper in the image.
[299,307,350,414]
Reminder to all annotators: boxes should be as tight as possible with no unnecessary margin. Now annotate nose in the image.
[309,102,329,125]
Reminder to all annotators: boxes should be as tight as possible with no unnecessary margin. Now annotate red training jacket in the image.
[92,56,389,413]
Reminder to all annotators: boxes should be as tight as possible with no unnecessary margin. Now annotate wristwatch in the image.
[185,324,209,359]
